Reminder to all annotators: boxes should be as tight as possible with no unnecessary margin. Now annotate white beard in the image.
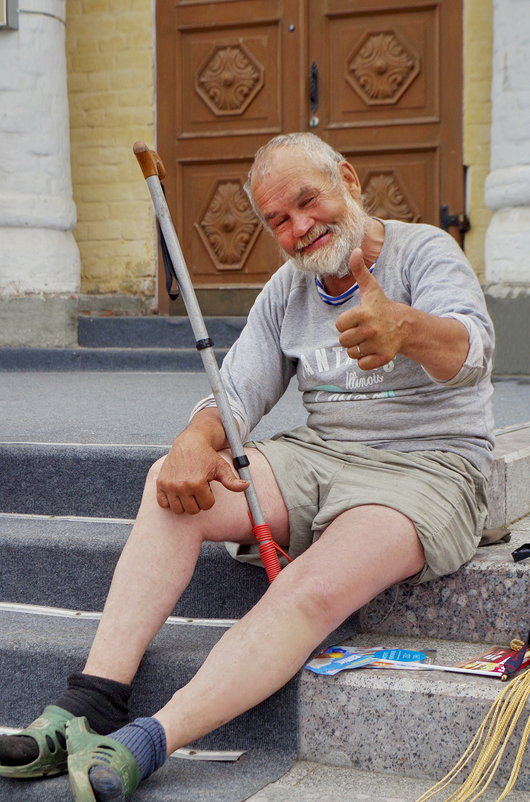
[285,194,369,278]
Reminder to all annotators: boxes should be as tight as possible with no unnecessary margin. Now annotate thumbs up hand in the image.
[336,248,408,370]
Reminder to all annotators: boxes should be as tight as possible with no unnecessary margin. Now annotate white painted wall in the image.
[485,0,530,290]
[0,0,79,295]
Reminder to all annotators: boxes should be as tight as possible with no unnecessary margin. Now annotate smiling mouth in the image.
[295,226,330,254]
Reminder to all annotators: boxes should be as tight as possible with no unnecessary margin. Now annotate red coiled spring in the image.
[252,522,292,583]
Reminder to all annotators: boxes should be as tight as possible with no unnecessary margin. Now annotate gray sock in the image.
[88,717,167,800]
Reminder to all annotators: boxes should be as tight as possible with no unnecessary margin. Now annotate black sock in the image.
[0,673,132,767]
[54,673,132,735]
[0,735,39,766]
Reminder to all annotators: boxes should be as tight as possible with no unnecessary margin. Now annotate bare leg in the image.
[0,447,288,776]
[83,448,289,682]
[154,504,425,752]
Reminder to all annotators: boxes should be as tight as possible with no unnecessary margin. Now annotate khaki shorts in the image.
[228,425,488,585]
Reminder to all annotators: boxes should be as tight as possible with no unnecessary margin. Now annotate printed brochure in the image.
[305,646,436,676]
[305,642,530,680]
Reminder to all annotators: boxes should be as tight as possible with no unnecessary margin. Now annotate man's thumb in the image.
[216,459,249,492]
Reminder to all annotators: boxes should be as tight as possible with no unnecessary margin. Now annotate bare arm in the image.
[390,306,468,381]
[156,407,248,515]
[336,248,470,381]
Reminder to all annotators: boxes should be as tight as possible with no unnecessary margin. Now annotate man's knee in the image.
[271,565,349,634]
[148,456,166,478]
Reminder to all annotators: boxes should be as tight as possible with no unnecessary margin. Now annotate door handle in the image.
[309,61,319,128]
[310,61,319,113]
[440,205,471,234]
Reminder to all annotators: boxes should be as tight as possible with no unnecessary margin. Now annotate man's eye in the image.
[300,196,315,207]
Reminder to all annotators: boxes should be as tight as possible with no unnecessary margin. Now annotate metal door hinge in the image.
[440,205,471,234]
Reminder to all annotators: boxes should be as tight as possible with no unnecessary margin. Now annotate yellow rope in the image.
[415,669,530,802]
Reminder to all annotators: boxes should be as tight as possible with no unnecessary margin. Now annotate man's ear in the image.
[339,161,362,201]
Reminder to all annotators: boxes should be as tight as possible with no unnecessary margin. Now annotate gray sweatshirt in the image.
[193,220,495,477]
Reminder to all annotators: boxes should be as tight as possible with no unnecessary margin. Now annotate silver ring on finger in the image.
[356,344,365,359]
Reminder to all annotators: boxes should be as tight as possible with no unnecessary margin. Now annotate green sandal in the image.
[66,717,140,802]
[0,705,74,779]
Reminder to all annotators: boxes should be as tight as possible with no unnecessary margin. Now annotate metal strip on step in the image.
[0,440,170,449]
[171,748,246,762]
[0,602,236,628]
[0,512,135,524]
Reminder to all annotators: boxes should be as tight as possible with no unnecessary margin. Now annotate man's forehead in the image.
[253,153,331,216]
[261,184,319,222]
[256,146,321,182]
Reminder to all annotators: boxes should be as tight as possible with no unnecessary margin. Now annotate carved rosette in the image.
[197,180,260,271]
[362,171,420,222]
[347,30,420,105]
[196,44,264,116]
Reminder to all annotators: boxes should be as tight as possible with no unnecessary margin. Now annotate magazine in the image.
[305,640,530,680]
[305,646,436,676]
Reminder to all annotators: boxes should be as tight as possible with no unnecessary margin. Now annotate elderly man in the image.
[0,133,494,801]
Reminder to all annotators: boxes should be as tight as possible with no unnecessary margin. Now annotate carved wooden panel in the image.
[349,149,435,225]
[347,30,421,106]
[195,44,265,117]
[317,1,439,128]
[196,178,261,271]
[177,9,282,137]
[180,161,279,283]
[363,170,421,222]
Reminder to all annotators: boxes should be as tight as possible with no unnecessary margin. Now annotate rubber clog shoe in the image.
[0,705,74,779]
[66,717,140,802]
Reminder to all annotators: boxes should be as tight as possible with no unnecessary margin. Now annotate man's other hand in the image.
[156,431,249,515]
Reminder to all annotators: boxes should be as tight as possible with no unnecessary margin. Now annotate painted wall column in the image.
[0,0,80,345]
[484,0,530,373]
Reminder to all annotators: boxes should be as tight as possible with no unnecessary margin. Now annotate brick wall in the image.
[463,0,493,282]
[66,0,157,303]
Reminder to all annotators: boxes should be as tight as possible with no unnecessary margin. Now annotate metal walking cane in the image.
[134,142,288,582]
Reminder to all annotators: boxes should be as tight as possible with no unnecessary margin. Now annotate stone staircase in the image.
[0,316,245,371]
[1,316,530,801]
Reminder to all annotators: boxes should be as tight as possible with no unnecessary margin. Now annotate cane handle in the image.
[133,141,166,180]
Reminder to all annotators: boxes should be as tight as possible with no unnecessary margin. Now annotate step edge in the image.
[0,601,236,629]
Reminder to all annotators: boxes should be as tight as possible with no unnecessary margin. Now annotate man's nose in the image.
[291,211,313,238]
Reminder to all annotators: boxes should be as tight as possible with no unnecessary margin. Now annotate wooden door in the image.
[309,0,464,238]
[157,0,305,312]
[157,0,464,313]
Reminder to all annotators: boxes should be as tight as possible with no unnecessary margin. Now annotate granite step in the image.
[298,632,530,791]
[485,423,530,527]
[0,610,528,794]
[0,511,528,647]
[360,513,530,645]
[2,757,530,802]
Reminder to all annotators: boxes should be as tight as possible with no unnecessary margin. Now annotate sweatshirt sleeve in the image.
[403,227,494,387]
[190,266,297,440]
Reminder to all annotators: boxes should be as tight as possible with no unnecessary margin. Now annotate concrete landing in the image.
[248,760,530,802]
